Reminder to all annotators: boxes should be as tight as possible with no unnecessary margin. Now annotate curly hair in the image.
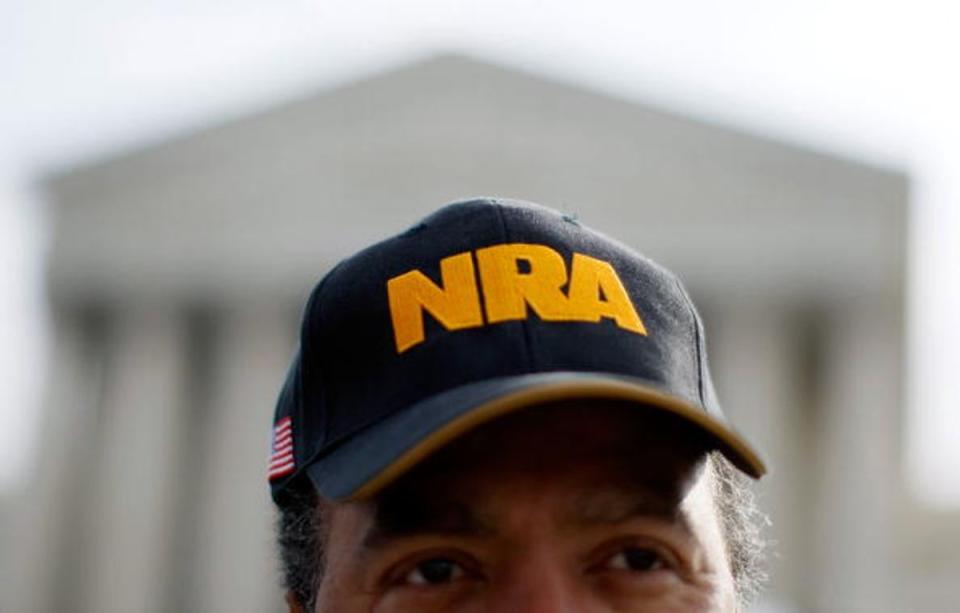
[276,483,326,611]
[708,450,770,606]
[276,451,768,610]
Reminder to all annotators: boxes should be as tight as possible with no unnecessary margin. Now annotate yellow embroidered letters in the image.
[387,243,647,352]
[386,252,484,353]
[566,253,647,334]
[475,244,571,323]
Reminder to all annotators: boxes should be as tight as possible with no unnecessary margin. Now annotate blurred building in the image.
[10,54,950,612]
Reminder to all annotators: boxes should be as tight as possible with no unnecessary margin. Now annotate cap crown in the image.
[271,198,724,497]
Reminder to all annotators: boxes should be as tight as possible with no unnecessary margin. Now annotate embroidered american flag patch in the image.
[268,416,295,480]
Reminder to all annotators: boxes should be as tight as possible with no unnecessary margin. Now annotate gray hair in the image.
[708,450,770,606]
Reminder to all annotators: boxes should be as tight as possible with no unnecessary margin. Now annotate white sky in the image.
[1,0,958,505]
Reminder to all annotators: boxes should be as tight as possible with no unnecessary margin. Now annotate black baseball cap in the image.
[268,197,765,504]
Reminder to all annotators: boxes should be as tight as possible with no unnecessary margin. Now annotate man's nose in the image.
[489,548,583,613]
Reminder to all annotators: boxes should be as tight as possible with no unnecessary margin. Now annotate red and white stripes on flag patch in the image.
[268,416,295,481]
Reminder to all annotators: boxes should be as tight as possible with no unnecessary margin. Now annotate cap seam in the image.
[673,275,706,407]
[492,201,536,372]
[310,263,348,450]
[289,263,346,489]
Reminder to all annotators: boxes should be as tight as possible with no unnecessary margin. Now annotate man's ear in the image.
[285,590,306,613]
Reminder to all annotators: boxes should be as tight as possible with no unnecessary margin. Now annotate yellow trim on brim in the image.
[347,378,766,501]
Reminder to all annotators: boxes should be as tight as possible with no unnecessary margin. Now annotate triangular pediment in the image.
[45,53,906,305]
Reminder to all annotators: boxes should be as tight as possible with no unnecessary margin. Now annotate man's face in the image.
[308,403,737,612]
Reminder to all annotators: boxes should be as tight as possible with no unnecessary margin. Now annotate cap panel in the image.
[669,273,728,421]
[270,271,334,498]
[309,203,533,450]
[294,270,335,458]
[497,203,702,406]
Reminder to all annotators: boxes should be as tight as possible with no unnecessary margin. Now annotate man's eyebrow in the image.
[360,485,693,550]
[561,486,692,533]
[361,497,493,550]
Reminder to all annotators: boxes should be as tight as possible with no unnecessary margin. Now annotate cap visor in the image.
[306,372,766,501]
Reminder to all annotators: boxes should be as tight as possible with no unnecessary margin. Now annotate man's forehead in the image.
[378,475,687,520]
[359,479,696,551]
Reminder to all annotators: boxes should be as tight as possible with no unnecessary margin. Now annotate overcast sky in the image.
[2,0,958,504]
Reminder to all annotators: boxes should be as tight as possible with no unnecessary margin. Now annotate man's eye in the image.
[403,557,466,585]
[604,546,667,572]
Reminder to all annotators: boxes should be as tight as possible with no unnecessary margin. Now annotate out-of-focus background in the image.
[2,2,959,612]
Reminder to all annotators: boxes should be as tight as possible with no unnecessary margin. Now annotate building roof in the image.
[43,53,906,306]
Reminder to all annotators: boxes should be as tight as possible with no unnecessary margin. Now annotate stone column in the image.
[9,307,106,613]
[191,303,294,613]
[80,306,187,613]
[707,302,811,610]
[812,300,901,612]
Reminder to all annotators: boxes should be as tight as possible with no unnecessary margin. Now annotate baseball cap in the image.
[268,197,765,504]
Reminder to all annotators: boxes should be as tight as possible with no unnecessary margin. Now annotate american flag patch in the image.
[268,416,295,481]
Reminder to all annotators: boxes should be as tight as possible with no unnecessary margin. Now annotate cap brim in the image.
[306,372,766,501]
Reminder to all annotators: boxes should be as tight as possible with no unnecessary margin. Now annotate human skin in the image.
[292,402,739,612]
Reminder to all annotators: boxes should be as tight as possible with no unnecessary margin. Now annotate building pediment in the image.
[44,53,905,306]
